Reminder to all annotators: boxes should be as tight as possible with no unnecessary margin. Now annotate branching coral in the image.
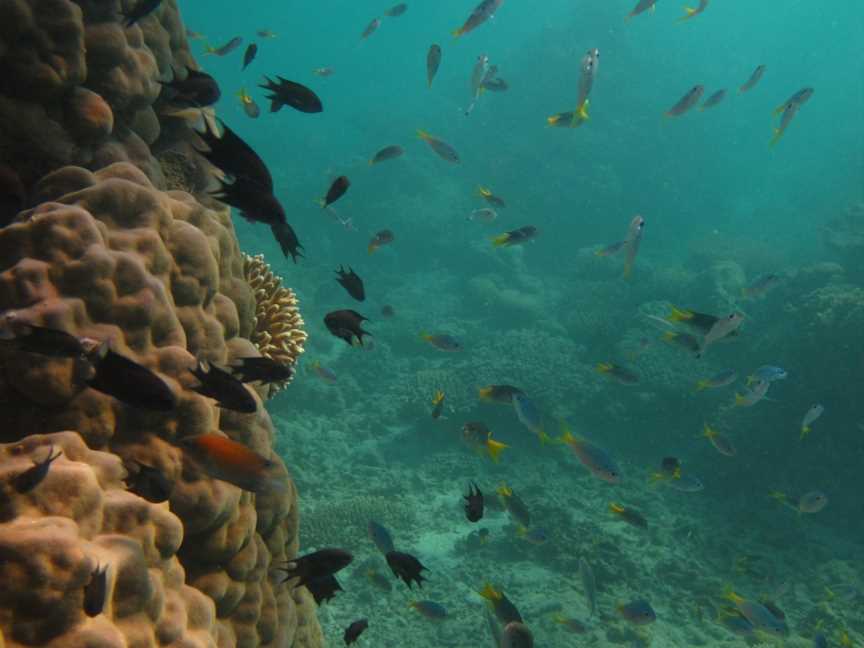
[243,254,307,392]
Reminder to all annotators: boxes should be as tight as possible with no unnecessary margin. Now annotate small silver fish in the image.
[739,65,766,94]
[466,54,490,115]
[623,214,645,278]
[665,85,705,117]
[576,48,600,119]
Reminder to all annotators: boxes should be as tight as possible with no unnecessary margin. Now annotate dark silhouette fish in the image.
[271,221,303,263]
[190,360,257,413]
[230,356,294,384]
[385,551,427,588]
[123,459,173,503]
[259,76,323,113]
[196,119,273,191]
[427,44,442,87]
[344,619,369,645]
[324,310,371,346]
[367,229,394,254]
[213,175,286,226]
[361,18,381,39]
[370,145,404,165]
[7,325,86,357]
[665,85,705,117]
[160,68,221,107]
[305,574,343,605]
[384,3,408,17]
[278,548,354,588]
[13,445,62,494]
[242,43,258,70]
[739,65,766,94]
[322,176,350,207]
[335,266,365,301]
[464,481,484,522]
[123,0,162,27]
[87,349,177,412]
[83,564,109,617]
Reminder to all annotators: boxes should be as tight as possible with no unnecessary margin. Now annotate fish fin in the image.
[595,362,612,373]
[800,425,810,439]
[479,583,500,601]
[367,243,377,254]
[667,306,692,322]
[546,114,561,126]
[538,430,552,446]
[451,28,464,38]
[622,262,633,278]
[491,233,509,247]
[478,386,492,400]
[416,129,430,141]
[695,380,709,391]
[486,438,509,462]
[769,128,783,146]
[662,331,677,342]
[609,502,625,515]
[478,186,491,197]
[733,393,747,406]
[577,100,590,120]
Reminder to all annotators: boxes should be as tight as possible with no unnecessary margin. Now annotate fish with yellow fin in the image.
[462,422,508,462]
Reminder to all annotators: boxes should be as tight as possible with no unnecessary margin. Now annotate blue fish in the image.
[512,393,549,443]
[747,365,788,385]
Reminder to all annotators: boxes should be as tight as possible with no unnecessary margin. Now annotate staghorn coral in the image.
[0,163,321,648]
[242,254,307,393]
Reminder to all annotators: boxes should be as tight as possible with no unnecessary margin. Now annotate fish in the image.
[453,0,504,37]
[185,29,204,40]
[576,48,600,119]
[182,434,285,493]
[366,568,392,591]
[491,225,539,247]
[322,176,350,208]
[361,17,381,39]
[271,221,303,263]
[668,474,704,492]
[481,77,509,92]
[559,423,621,483]
[431,390,445,419]
[501,622,534,648]
[464,481,484,522]
[579,558,597,616]
[123,459,173,503]
[734,378,771,407]
[123,0,162,27]
[324,310,371,346]
[368,229,395,254]
[370,145,404,165]
[190,360,256,413]
[466,54,491,116]
[743,273,781,299]
[237,88,260,118]
[411,600,447,620]
[159,68,221,107]
[801,404,825,438]
[257,30,277,38]
[259,76,323,113]
[426,44,442,87]
[622,214,645,277]
[617,599,656,624]
[313,67,334,77]
[381,305,396,318]
[666,306,738,335]
[13,445,62,494]
[385,550,427,588]
[626,0,657,20]
[368,520,396,554]
[229,357,294,385]
[343,619,369,645]
[333,266,365,302]
[468,207,498,223]
[700,312,744,356]
[305,574,343,605]
[701,423,737,457]
[677,0,709,22]
[420,333,462,351]
[771,88,814,146]
[695,369,738,391]
[662,330,701,354]
[609,502,648,528]
[278,548,353,588]
[725,591,787,635]
[87,349,177,412]
[512,393,549,443]
[595,240,627,256]
[479,584,523,625]
[496,485,531,527]
[205,36,243,57]
[665,85,705,117]
[739,65,766,94]
[384,3,408,17]
[479,384,524,403]
[242,43,257,70]
[417,129,460,163]
[462,422,509,462]
[595,362,639,385]
[547,107,589,129]
[4,324,87,357]
[83,564,109,616]
[478,186,506,208]
[553,615,587,633]
[747,365,788,385]
[517,526,548,545]
[700,89,727,110]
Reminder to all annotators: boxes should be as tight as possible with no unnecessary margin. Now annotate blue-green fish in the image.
[560,422,621,484]
[695,369,737,391]
[617,599,656,624]
[367,520,395,554]
[411,600,448,620]
[725,591,787,636]
[512,393,549,443]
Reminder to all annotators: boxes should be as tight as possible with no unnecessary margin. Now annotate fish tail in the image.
[577,100,590,120]
[800,425,810,439]
[622,261,633,278]
[595,362,612,374]
[418,332,431,342]
[478,186,491,197]
[479,583,500,601]
[609,502,625,515]
[367,243,378,254]
[545,114,561,127]
[516,525,528,537]
[478,386,492,400]
[733,393,747,407]
[538,430,552,446]
[667,305,692,322]
[432,390,445,404]
[770,128,783,147]
[485,438,509,462]
[768,490,787,504]
[416,129,430,141]
[491,233,510,247]
[662,331,677,342]
[451,27,465,38]
[203,43,215,55]
[695,380,709,391]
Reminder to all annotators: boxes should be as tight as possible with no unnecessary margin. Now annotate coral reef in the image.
[242,254,307,394]
[0,163,319,647]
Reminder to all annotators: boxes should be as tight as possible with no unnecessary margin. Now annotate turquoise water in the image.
[187,1,863,646]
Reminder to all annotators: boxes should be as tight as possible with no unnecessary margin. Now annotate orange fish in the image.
[181,434,286,493]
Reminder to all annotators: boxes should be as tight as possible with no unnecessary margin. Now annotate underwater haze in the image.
[186,0,863,646]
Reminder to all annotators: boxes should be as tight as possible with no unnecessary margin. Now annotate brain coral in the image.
[0,164,319,647]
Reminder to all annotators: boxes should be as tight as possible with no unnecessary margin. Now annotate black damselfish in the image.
[305,574,343,605]
[278,548,353,588]
[123,459,173,503]
[385,550,427,588]
[230,356,294,384]
[334,266,365,301]
[159,68,221,107]
[324,310,371,346]
[260,76,323,113]
[190,361,257,414]
[13,445,62,494]
[88,349,177,412]
[464,481,484,522]
[123,0,162,26]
